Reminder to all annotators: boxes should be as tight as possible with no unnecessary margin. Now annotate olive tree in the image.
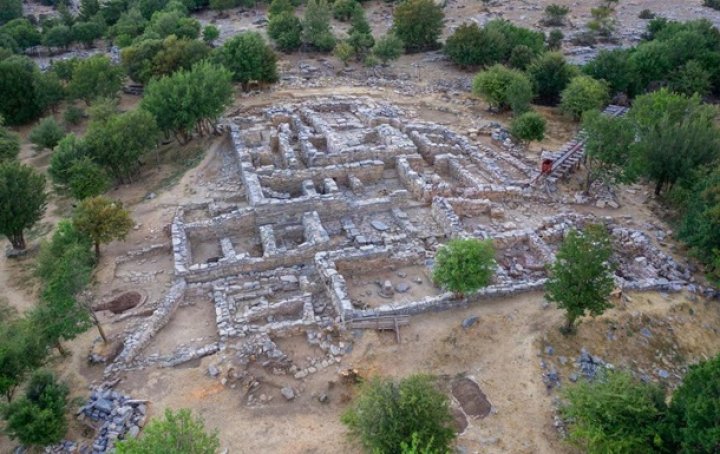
[73,196,134,258]
[0,161,47,250]
[433,238,495,297]
[116,409,220,454]
[392,0,444,53]
[545,224,615,334]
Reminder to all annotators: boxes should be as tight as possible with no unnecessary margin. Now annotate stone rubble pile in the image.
[76,389,147,453]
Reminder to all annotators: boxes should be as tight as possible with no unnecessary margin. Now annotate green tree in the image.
[209,0,236,11]
[85,109,160,181]
[0,118,20,163]
[214,32,278,86]
[347,6,374,59]
[71,21,104,48]
[545,224,615,334]
[559,75,609,120]
[444,23,496,68]
[63,105,85,126]
[202,24,219,45]
[334,41,355,66]
[342,375,455,454]
[547,29,563,50]
[2,370,68,447]
[0,56,45,125]
[122,35,209,84]
[268,0,293,18]
[109,7,147,45]
[68,156,111,199]
[145,10,201,40]
[508,44,536,70]
[433,238,495,296]
[392,0,444,53]
[0,0,23,25]
[49,133,89,188]
[68,55,125,104]
[677,169,720,279]
[2,18,42,50]
[664,354,720,453]
[581,109,634,193]
[79,0,101,21]
[527,51,577,105]
[333,0,359,21]
[36,71,66,115]
[302,0,336,52]
[0,311,47,401]
[484,19,545,58]
[561,370,667,454]
[116,408,220,454]
[29,116,65,151]
[669,60,712,97]
[73,195,133,258]
[472,64,533,113]
[268,12,302,53]
[43,25,73,51]
[510,111,546,144]
[583,48,633,96]
[0,161,47,250]
[142,62,232,143]
[373,33,404,65]
[628,89,720,195]
[541,4,570,26]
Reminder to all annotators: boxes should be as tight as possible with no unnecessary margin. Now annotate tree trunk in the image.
[562,315,576,335]
[654,179,664,196]
[9,231,25,250]
[96,322,108,344]
[94,241,101,259]
[56,342,68,356]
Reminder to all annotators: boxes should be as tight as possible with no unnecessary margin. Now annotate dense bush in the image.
[333,0,359,21]
[268,12,302,52]
[214,32,278,86]
[0,0,23,25]
[444,23,494,68]
[561,370,667,453]
[510,111,546,143]
[583,48,633,96]
[472,64,534,113]
[373,33,404,64]
[302,0,336,52]
[547,29,563,50]
[433,238,495,295]
[527,51,577,105]
[116,409,220,453]
[29,117,65,151]
[68,55,125,104]
[392,0,444,53]
[342,374,456,454]
[508,44,536,70]
[0,118,20,163]
[0,161,47,250]
[0,56,47,125]
[541,4,570,27]
[121,36,210,84]
[2,370,69,447]
[559,75,609,120]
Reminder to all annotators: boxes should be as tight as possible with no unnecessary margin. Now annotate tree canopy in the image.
[213,32,278,86]
[0,161,47,250]
[545,224,615,334]
[73,196,134,258]
[116,408,220,454]
[68,55,125,104]
[392,0,444,53]
[433,238,496,295]
[342,374,456,454]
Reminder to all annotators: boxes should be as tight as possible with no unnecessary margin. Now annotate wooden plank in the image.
[347,315,410,330]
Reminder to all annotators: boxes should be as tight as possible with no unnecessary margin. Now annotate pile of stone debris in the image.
[75,389,148,453]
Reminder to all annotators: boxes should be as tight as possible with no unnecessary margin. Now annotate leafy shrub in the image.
[2,370,69,447]
[333,0,359,21]
[508,44,535,70]
[29,117,64,150]
[302,0,336,52]
[116,409,220,453]
[664,354,720,452]
[510,111,546,143]
[342,375,456,454]
[63,105,85,126]
[392,0,444,53]
[541,4,570,27]
[669,60,712,97]
[527,51,577,105]
[561,370,667,454]
[583,48,633,96]
[0,118,20,163]
[214,32,278,85]
[334,41,355,65]
[433,238,495,294]
[547,29,563,50]
[373,33,404,64]
[472,64,533,113]
[202,25,219,44]
[67,156,111,199]
[268,12,302,53]
[559,75,609,120]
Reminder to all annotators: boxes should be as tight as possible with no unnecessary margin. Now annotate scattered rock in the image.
[281,386,295,400]
[462,316,479,329]
[371,220,389,231]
